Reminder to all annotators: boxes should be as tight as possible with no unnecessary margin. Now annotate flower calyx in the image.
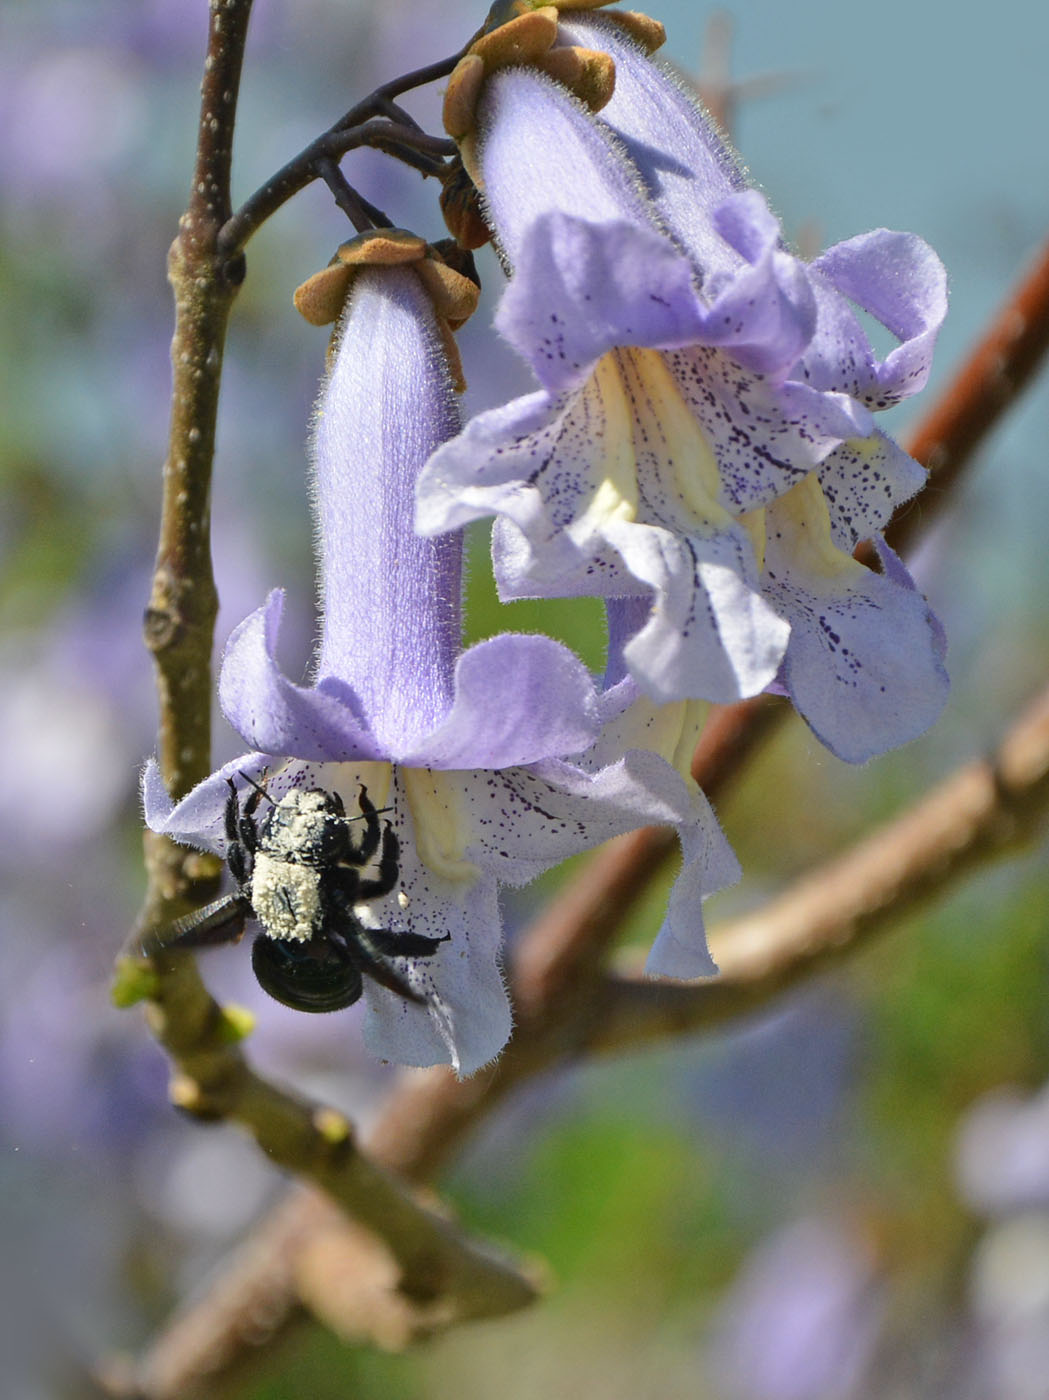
[444,4,619,182]
[294,229,480,390]
[440,157,493,250]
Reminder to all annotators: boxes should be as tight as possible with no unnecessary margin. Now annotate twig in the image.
[217,119,454,257]
[136,0,254,948]
[108,953,539,1400]
[892,231,1049,552]
[315,157,389,233]
[587,680,1049,1052]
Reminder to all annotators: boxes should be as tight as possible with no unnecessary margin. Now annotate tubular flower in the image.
[417,4,949,761]
[145,232,737,1075]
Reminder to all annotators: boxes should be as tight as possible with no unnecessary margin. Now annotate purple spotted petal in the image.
[348,768,511,1077]
[656,344,870,514]
[219,591,386,763]
[818,429,928,549]
[361,870,510,1078]
[762,492,949,763]
[495,213,708,395]
[602,517,790,703]
[462,748,737,975]
[419,377,646,598]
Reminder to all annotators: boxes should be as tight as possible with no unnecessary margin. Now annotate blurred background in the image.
[3,0,1049,1395]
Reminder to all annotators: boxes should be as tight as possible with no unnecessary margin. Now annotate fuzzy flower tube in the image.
[145,232,738,1075]
[417,2,949,763]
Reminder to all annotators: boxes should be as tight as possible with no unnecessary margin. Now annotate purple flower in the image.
[146,237,737,1074]
[417,10,949,762]
[712,1217,883,1400]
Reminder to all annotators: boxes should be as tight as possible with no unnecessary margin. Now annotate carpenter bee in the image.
[169,776,449,1012]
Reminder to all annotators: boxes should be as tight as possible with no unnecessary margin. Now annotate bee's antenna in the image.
[237,770,276,805]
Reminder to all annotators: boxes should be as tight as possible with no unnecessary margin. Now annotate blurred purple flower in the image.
[968,1213,1049,1400]
[712,1217,883,1400]
[956,1086,1049,1216]
[147,246,736,1073]
[418,13,948,762]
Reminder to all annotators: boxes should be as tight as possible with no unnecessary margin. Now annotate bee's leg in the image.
[358,927,450,959]
[349,785,383,865]
[356,822,400,901]
[225,778,261,887]
[354,944,427,1004]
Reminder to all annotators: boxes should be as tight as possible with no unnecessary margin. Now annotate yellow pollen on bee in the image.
[251,853,320,942]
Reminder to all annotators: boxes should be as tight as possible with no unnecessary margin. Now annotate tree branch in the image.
[586,680,1049,1052]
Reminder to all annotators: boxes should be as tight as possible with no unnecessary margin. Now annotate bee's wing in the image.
[162,894,252,949]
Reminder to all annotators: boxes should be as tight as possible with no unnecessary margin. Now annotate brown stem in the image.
[146,0,250,808]
[892,231,1049,552]
[218,122,456,257]
[136,0,255,945]
[587,679,1049,1051]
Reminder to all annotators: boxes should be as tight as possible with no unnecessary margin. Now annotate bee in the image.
[169,775,448,1012]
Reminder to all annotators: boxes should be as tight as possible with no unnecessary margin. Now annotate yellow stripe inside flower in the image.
[768,472,868,588]
[572,352,640,531]
[401,767,481,883]
[614,346,736,534]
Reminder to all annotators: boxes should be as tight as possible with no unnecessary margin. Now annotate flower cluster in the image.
[147,1,947,1074]
[418,0,949,763]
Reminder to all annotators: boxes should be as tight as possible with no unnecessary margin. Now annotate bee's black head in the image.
[261,787,347,866]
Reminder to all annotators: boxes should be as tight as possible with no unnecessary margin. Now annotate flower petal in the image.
[632,342,869,515]
[568,682,740,976]
[402,633,601,768]
[141,753,302,853]
[311,266,464,744]
[560,14,746,273]
[648,809,739,978]
[464,749,737,975]
[219,590,386,763]
[818,429,928,550]
[762,478,949,762]
[812,230,948,407]
[356,767,511,1077]
[476,66,658,270]
[604,517,790,703]
[496,212,707,395]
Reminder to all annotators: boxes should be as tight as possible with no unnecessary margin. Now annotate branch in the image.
[216,54,465,257]
[586,680,1049,1051]
[108,953,538,1399]
[893,230,1049,552]
[135,0,256,948]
